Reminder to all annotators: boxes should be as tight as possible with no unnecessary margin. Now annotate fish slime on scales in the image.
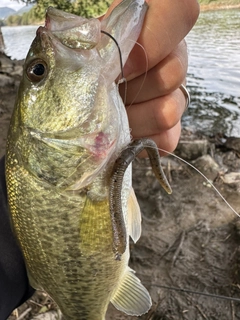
[6,0,171,319]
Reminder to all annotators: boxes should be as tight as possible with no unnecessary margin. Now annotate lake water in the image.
[1,9,240,137]
[185,8,240,136]
[1,25,39,60]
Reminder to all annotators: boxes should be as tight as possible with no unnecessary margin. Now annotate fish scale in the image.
[8,163,124,318]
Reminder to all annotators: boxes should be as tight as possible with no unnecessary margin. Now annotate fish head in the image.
[8,0,147,191]
[19,12,106,137]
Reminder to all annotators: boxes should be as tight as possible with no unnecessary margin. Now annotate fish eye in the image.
[26,59,48,83]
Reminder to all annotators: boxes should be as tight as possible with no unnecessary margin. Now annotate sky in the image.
[0,0,26,10]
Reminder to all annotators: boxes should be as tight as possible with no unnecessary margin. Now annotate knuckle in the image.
[153,95,180,132]
[160,53,187,93]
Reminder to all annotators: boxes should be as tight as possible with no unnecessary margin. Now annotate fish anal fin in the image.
[127,188,141,243]
[110,267,152,316]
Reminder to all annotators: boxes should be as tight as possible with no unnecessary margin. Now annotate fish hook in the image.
[100,30,127,103]
[100,30,124,80]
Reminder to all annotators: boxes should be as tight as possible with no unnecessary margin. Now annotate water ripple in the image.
[185,9,240,136]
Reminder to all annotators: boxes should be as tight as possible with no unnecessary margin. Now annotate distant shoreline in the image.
[200,4,240,11]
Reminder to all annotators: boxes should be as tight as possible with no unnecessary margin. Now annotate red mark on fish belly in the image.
[90,132,115,160]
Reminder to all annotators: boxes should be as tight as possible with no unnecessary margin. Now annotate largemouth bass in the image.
[6,0,170,319]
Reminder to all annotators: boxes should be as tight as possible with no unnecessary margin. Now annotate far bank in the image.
[199,0,240,11]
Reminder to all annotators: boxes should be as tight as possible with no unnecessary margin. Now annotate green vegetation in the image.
[33,0,111,19]
[6,8,41,25]
[199,0,240,5]
[199,0,240,11]
[199,0,219,3]
[5,0,112,26]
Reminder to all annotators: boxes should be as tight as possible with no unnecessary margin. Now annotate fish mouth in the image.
[28,126,116,160]
[37,7,101,50]
[27,126,117,190]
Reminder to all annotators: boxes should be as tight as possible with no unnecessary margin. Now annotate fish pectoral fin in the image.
[110,267,152,316]
[127,188,141,243]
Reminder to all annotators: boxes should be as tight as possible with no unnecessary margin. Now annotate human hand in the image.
[106,0,200,156]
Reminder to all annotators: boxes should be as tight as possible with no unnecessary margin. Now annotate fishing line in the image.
[100,32,149,107]
[123,140,239,216]
[125,40,148,107]
[100,30,128,104]
[150,284,240,303]
[150,146,240,218]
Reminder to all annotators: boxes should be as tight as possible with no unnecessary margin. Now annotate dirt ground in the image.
[1,52,240,320]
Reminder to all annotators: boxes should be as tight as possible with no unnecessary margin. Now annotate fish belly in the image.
[6,161,127,320]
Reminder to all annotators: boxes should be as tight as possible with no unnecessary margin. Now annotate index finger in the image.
[107,0,200,80]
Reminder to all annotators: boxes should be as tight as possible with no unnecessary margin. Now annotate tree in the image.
[15,0,112,18]
[6,14,22,25]
[72,0,112,17]
[33,0,75,19]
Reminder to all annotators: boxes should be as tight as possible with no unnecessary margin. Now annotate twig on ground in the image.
[195,305,208,320]
[167,159,172,184]
[231,300,235,320]
[29,299,44,308]
[11,309,19,319]
[16,308,32,320]
[172,230,186,267]
[160,230,186,264]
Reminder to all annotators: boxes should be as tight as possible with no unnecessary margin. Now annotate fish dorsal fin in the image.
[127,187,141,243]
[110,267,152,316]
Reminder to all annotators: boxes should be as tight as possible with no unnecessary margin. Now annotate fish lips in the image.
[45,7,101,50]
